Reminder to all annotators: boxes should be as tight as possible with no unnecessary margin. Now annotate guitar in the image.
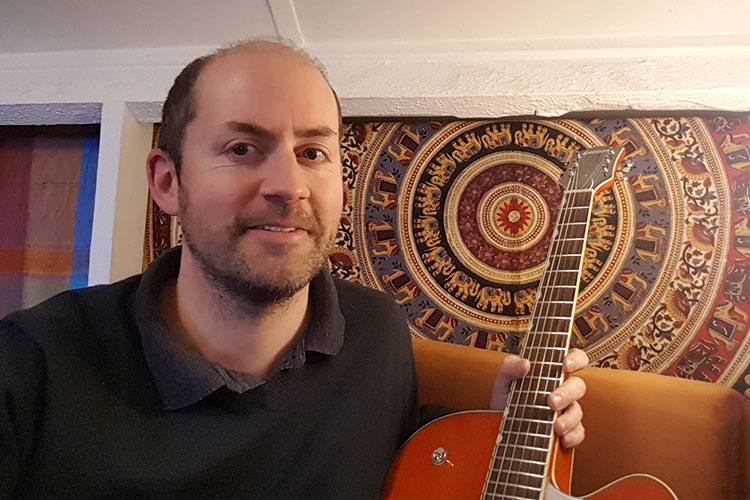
[383,147,679,500]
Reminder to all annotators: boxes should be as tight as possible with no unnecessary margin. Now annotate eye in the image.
[300,148,325,161]
[231,143,250,156]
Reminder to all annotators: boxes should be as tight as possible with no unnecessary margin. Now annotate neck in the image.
[159,249,311,378]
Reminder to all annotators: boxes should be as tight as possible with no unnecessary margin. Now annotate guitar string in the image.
[490,164,582,500]
[486,149,620,499]
[519,172,589,498]
[513,186,570,497]
[520,169,582,497]
[491,173,569,500]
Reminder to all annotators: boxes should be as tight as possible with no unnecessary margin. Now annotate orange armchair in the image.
[412,338,750,500]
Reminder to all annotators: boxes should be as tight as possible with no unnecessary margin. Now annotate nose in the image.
[258,147,311,203]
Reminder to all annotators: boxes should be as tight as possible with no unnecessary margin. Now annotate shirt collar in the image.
[135,246,345,410]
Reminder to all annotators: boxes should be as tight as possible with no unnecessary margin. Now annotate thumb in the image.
[490,356,530,411]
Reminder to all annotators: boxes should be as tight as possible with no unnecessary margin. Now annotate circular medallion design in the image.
[333,117,746,397]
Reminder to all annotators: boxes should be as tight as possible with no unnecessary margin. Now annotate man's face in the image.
[176,47,343,305]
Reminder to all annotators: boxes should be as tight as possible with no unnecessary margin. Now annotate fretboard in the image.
[482,189,594,500]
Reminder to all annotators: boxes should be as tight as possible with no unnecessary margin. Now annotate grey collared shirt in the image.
[134,247,345,410]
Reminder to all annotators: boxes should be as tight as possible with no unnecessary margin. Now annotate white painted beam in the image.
[267,0,305,46]
[88,101,124,285]
[88,102,152,285]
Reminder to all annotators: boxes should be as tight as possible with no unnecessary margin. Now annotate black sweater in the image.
[0,257,418,498]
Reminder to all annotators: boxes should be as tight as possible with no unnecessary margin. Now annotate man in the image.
[0,40,587,498]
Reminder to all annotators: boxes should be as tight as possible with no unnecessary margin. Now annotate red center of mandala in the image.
[495,197,532,236]
[456,164,560,271]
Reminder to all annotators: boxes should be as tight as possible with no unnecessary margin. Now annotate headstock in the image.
[558,146,628,194]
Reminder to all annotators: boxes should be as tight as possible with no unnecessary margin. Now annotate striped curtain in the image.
[0,125,99,318]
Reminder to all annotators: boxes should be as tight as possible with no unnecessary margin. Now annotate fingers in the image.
[548,376,586,412]
[560,424,585,449]
[555,401,585,449]
[489,356,530,411]
[563,348,589,374]
[498,355,531,380]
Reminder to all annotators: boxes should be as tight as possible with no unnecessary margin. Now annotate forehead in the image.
[192,47,339,134]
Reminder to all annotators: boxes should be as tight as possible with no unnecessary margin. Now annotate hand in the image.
[489,348,589,449]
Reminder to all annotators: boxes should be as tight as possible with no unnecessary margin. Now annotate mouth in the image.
[259,225,299,233]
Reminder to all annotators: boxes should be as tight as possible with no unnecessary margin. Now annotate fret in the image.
[498,431,553,450]
[507,392,550,409]
[510,408,555,424]
[556,224,587,239]
[560,199,592,206]
[551,237,586,243]
[540,273,578,287]
[527,319,571,337]
[491,446,548,473]
[484,486,541,500]
[501,417,554,435]
[514,385,557,401]
[491,455,547,467]
[524,329,570,339]
[537,286,575,302]
[522,346,568,356]
[532,303,573,317]
[488,465,546,482]
[529,364,563,380]
[492,445,549,467]
[546,256,581,271]
[523,374,564,382]
[489,454,546,479]
[485,479,541,494]
[485,495,535,500]
[513,384,557,401]
[513,404,554,412]
[533,314,573,320]
[523,329,570,338]
[502,416,555,426]
[521,350,566,364]
[549,241,586,254]
[543,271,580,282]
[485,494,538,500]
[531,314,572,324]
[500,469,545,481]
[487,481,542,499]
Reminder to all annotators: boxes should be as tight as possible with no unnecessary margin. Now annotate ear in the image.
[146,148,180,216]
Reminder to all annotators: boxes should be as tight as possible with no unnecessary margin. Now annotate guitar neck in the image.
[482,147,624,500]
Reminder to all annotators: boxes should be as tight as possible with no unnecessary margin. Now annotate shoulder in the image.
[332,277,405,324]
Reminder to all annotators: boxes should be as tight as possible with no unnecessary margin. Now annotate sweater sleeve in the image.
[0,322,46,497]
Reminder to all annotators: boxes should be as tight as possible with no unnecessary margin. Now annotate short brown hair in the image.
[157,39,343,176]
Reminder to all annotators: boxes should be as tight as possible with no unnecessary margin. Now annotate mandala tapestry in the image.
[144,117,750,402]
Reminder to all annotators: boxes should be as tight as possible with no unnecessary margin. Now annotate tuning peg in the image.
[622,158,634,174]
[570,152,581,168]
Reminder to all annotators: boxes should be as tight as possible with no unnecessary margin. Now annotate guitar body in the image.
[383,411,678,500]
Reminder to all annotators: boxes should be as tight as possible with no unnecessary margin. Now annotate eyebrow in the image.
[227,121,338,140]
